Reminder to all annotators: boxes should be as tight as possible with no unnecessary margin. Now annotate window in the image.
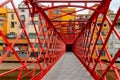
[39,35,44,40]
[15,22,17,24]
[0,22,3,26]
[84,43,89,47]
[86,15,90,19]
[29,33,36,39]
[21,9,25,12]
[11,22,15,28]
[22,20,25,26]
[30,52,38,57]
[35,44,39,48]
[29,21,33,25]
[19,52,27,58]
[57,11,60,14]
[21,33,26,38]
[43,27,47,32]
[54,10,61,14]
[118,22,120,26]
[42,43,47,49]
[42,20,45,24]
[0,41,3,46]
[97,23,101,26]
[34,14,39,17]
[10,32,15,36]
[116,26,120,29]
[98,50,106,56]
[11,14,14,20]
[0,44,2,46]
[104,23,106,27]
[34,21,39,25]
[98,14,103,18]
[110,15,115,19]
[101,31,106,36]
[19,20,25,28]
[29,21,38,25]
[116,22,120,29]
[20,15,25,20]
[56,11,59,14]
[97,39,102,45]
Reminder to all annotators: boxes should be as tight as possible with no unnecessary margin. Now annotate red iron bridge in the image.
[0,0,120,80]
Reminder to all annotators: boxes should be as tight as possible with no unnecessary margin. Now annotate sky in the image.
[0,0,120,13]
[110,0,120,13]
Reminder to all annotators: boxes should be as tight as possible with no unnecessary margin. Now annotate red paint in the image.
[0,0,120,80]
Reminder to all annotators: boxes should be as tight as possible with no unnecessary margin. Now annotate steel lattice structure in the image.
[0,0,120,80]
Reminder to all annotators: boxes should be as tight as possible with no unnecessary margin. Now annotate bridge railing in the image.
[73,3,120,80]
[0,0,65,80]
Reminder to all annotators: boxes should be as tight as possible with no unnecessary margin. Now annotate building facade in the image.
[0,7,7,52]
[0,7,29,61]
[7,8,18,38]
[18,3,50,61]
[93,14,109,60]
[88,4,110,60]
[49,8,62,32]
[75,13,109,60]
[108,13,120,61]
[61,7,75,34]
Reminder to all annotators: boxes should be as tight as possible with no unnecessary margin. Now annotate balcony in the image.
[4,38,28,44]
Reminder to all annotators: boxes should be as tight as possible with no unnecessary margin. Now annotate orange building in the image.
[0,7,8,52]
[61,7,75,34]
[49,8,62,32]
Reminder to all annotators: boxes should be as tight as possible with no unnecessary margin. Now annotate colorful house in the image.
[0,7,7,52]
[7,8,18,38]
[88,4,110,60]
[61,7,75,34]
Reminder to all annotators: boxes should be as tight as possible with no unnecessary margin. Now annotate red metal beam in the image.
[106,16,120,40]
[37,0,103,3]
[51,20,87,22]
[44,5,99,12]
[49,4,99,21]
[96,8,120,80]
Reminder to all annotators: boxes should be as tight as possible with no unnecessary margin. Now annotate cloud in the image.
[110,0,120,13]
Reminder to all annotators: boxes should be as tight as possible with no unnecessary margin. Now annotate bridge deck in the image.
[42,52,94,80]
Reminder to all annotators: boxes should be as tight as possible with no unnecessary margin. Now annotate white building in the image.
[108,13,120,61]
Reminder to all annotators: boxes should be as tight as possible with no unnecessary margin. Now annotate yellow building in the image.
[88,12,109,60]
[75,14,90,30]
[93,17,109,60]
[61,7,75,34]
[5,8,29,61]
[7,8,18,38]
[0,7,7,51]
[0,7,26,61]
[87,4,110,60]
[62,7,75,21]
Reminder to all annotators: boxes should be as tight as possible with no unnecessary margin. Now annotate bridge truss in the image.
[0,0,120,80]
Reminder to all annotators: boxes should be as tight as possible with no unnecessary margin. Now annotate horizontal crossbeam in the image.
[51,20,87,22]
[37,0,103,3]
